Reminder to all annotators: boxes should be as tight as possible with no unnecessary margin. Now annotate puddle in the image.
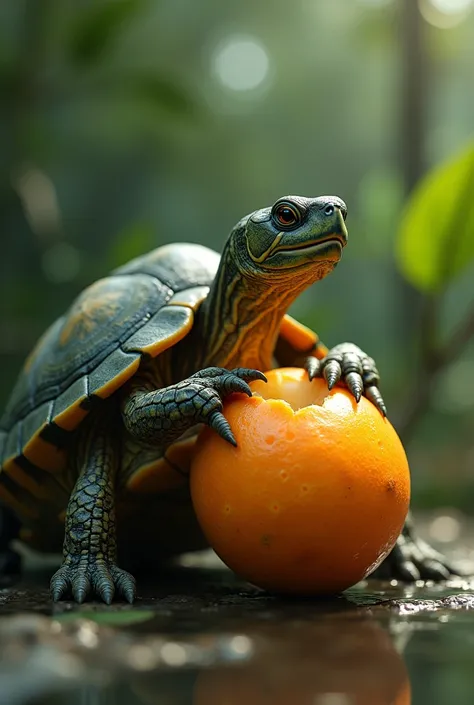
[2,542,474,705]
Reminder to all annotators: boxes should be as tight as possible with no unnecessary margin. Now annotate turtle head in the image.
[231,195,348,281]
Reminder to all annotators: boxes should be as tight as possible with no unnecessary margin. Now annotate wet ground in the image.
[2,512,474,705]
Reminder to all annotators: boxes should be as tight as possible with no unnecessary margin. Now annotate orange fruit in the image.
[190,367,410,594]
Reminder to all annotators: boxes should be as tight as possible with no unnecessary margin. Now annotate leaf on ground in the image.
[396,144,474,292]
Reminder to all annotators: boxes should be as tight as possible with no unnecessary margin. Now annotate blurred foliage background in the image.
[0,0,473,517]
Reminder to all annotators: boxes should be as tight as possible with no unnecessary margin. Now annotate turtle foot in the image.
[51,556,136,604]
[373,524,457,582]
[305,343,386,416]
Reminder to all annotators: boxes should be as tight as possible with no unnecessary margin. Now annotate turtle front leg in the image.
[122,367,266,447]
[305,344,457,582]
[50,425,135,604]
[305,342,387,415]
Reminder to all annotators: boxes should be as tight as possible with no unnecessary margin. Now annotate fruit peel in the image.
[190,368,410,595]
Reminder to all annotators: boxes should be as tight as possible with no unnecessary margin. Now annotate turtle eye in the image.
[272,203,300,229]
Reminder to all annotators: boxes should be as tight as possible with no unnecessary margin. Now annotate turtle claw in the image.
[345,371,363,402]
[323,360,341,390]
[304,356,321,381]
[51,570,69,602]
[365,385,387,416]
[51,557,136,604]
[208,410,237,447]
[231,368,267,384]
[111,566,136,604]
[188,367,267,447]
[310,343,387,415]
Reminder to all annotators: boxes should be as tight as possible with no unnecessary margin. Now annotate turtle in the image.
[0,194,454,603]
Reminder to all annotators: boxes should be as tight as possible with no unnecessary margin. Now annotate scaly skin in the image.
[34,194,455,602]
[305,342,386,415]
[123,368,266,449]
[50,422,135,604]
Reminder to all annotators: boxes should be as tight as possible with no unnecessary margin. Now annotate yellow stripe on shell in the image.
[126,435,197,493]
[1,457,50,499]
[167,286,210,310]
[22,432,66,473]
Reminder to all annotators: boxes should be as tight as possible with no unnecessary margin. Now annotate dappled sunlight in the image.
[419,0,474,26]
[212,36,270,93]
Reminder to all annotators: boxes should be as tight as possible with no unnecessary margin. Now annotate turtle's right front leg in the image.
[122,367,266,447]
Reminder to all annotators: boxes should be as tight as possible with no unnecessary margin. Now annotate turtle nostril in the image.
[324,205,335,217]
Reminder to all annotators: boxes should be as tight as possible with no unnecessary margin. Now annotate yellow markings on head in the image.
[247,232,283,264]
[279,315,327,355]
[59,280,124,347]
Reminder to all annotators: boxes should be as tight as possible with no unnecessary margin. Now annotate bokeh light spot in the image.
[212,36,270,92]
[419,0,474,27]
[429,514,461,543]
[429,0,473,12]
[42,242,82,284]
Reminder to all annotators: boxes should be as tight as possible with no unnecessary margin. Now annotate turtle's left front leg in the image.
[50,424,135,604]
[305,342,387,415]
[306,343,458,582]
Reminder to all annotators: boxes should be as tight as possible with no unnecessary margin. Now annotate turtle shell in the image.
[0,243,220,518]
[0,239,324,523]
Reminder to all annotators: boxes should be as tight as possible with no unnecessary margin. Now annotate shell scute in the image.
[0,242,220,506]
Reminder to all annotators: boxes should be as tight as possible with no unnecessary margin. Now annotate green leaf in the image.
[54,610,155,626]
[68,0,144,65]
[396,144,474,292]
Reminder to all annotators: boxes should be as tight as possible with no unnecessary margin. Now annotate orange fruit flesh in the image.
[190,368,410,594]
